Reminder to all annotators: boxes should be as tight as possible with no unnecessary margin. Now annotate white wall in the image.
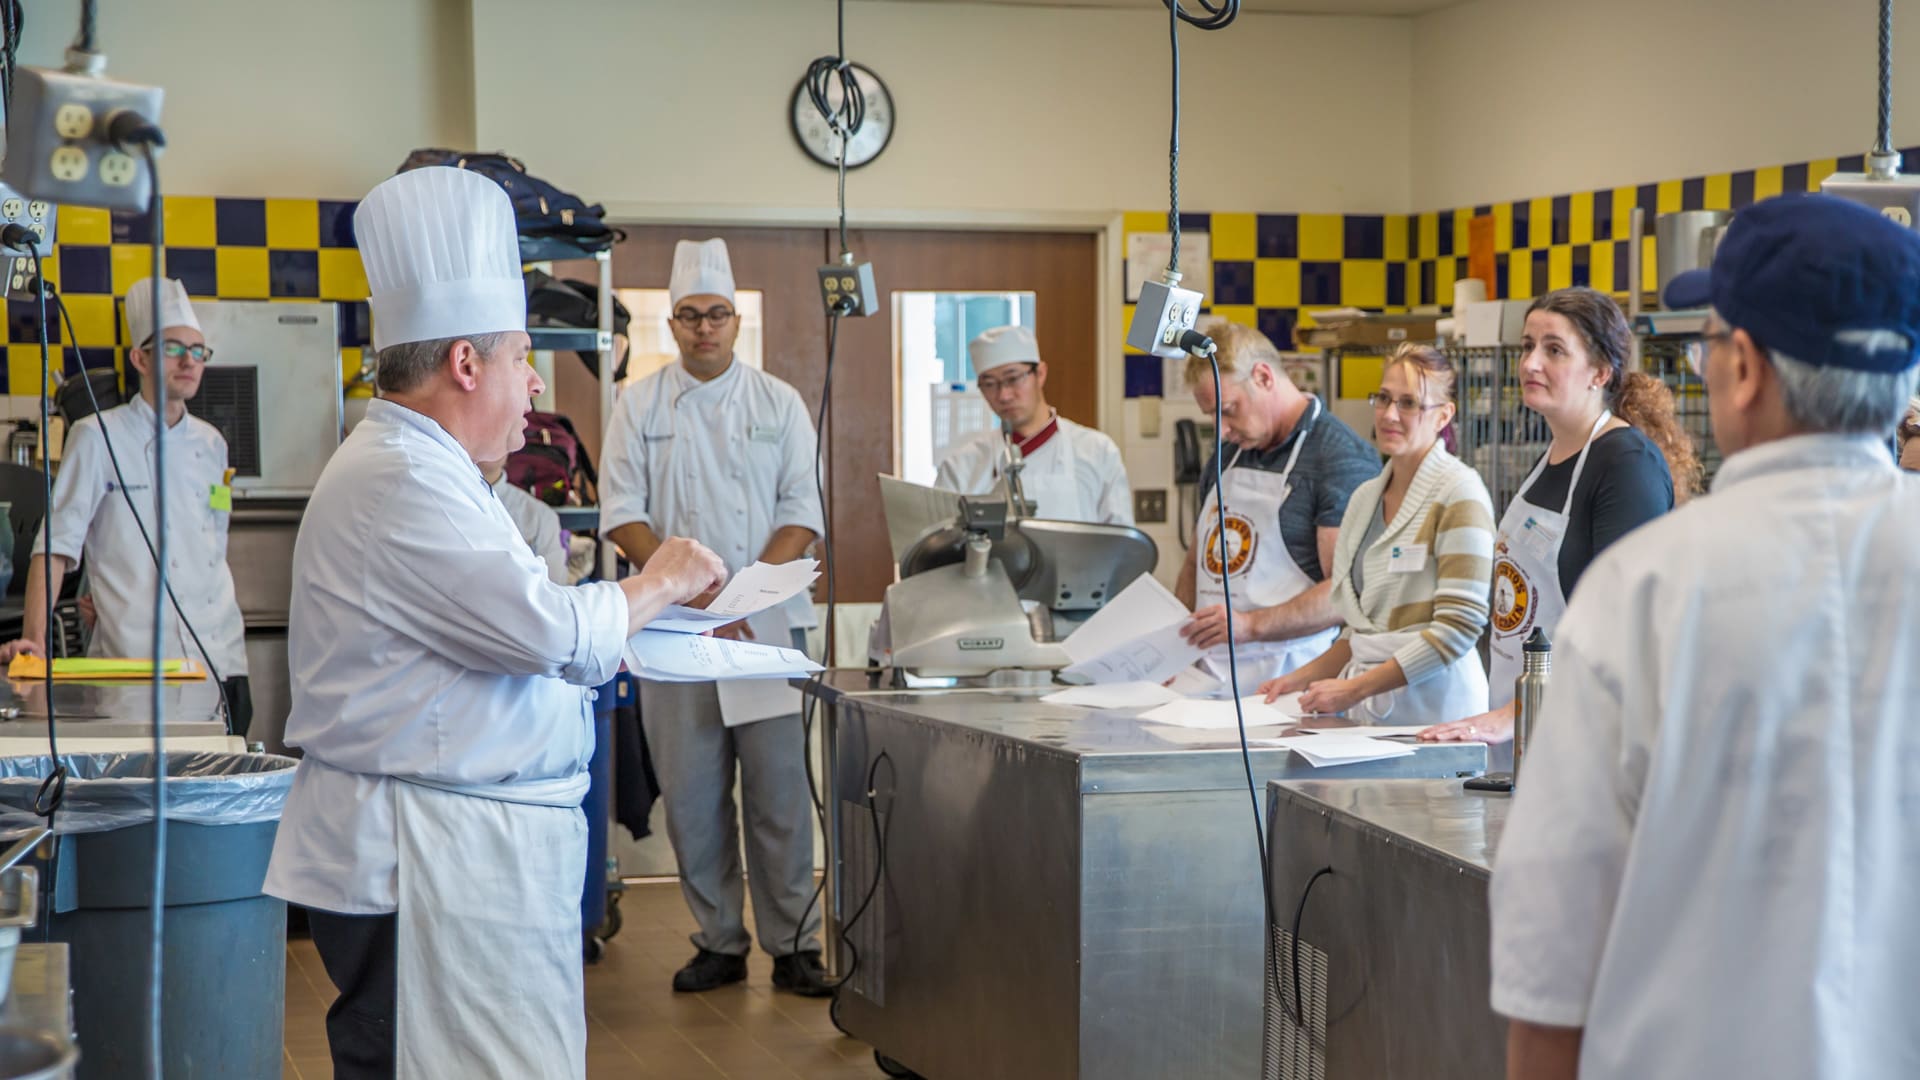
[1410,0,1920,210]
[14,0,475,199]
[471,0,1413,219]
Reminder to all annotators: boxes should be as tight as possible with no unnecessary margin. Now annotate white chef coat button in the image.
[588,690,599,703]
[735,507,744,516]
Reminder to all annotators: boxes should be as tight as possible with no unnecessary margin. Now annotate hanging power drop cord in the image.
[138,138,170,1080]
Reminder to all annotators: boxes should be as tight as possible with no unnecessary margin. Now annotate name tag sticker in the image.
[210,484,232,512]
[1518,516,1561,561]
[1388,542,1428,574]
[749,425,781,444]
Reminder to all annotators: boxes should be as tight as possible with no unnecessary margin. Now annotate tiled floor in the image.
[282,882,884,1079]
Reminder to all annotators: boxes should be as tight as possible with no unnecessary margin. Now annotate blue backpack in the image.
[397,149,624,254]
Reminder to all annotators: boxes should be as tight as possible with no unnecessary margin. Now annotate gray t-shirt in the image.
[1197,398,1381,582]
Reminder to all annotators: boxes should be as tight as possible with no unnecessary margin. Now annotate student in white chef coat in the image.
[1176,319,1380,687]
[262,168,727,1080]
[599,238,831,997]
[480,456,569,584]
[1491,194,1920,1080]
[0,278,250,733]
[935,325,1134,524]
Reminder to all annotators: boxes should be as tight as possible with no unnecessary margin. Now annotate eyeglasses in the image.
[158,340,213,364]
[1368,391,1443,414]
[672,307,737,329]
[977,366,1036,395]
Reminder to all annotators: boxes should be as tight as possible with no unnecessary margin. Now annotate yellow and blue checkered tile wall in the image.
[11,197,370,396]
[1122,147,1912,399]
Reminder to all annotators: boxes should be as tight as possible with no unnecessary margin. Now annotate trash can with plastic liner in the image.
[0,751,296,1080]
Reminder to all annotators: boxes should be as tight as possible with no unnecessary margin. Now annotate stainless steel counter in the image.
[1264,779,1510,1080]
[805,674,1491,1080]
[6,944,72,1043]
[0,681,225,742]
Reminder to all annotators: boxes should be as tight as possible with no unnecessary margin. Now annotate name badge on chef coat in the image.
[1516,516,1560,562]
[1388,543,1428,574]
[749,424,781,443]
[209,483,232,512]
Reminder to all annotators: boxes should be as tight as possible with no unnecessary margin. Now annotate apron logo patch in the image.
[1202,511,1259,578]
[1492,558,1534,636]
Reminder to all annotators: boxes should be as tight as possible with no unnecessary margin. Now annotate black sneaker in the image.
[772,950,833,997]
[672,949,747,993]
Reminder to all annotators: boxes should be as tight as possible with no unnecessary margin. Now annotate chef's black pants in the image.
[308,909,397,1080]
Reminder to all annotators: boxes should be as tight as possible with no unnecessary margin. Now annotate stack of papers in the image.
[1059,576,1204,686]
[1039,682,1184,709]
[623,561,825,684]
[1139,696,1298,729]
[1270,732,1417,768]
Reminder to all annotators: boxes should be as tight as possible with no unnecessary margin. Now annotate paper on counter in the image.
[1143,723,1293,748]
[1040,682,1184,709]
[1138,696,1296,730]
[1268,732,1418,768]
[646,559,819,635]
[623,629,821,684]
[1060,575,1203,686]
[1165,666,1223,698]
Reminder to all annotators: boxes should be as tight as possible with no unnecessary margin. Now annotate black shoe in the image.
[672,949,747,993]
[772,950,833,997]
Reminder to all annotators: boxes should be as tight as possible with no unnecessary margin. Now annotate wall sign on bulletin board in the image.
[1125,232,1211,303]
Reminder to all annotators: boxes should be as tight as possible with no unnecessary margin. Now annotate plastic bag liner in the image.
[0,752,298,839]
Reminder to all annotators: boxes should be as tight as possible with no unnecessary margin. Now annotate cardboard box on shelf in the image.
[1293,313,1442,349]
[1461,299,1531,348]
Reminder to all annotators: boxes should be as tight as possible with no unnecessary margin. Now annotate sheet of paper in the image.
[1060,575,1204,686]
[1165,666,1223,698]
[714,610,804,725]
[880,475,966,564]
[1040,682,1184,709]
[646,559,819,634]
[1143,723,1294,748]
[623,629,822,684]
[1264,733,1418,768]
[1138,696,1296,730]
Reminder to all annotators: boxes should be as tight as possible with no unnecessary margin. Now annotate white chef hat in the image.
[669,239,735,305]
[967,325,1041,377]
[124,277,200,348]
[354,166,525,353]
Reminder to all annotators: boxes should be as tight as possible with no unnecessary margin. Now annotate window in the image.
[895,291,1036,485]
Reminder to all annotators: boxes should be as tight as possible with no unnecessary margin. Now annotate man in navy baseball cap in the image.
[1488,190,1920,1079]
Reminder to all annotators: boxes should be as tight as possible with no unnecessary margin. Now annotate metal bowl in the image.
[0,1029,74,1080]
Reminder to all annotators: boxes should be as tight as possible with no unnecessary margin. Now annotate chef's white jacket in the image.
[600,359,822,627]
[1490,434,1920,1079]
[935,415,1134,525]
[263,400,629,915]
[493,475,569,584]
[35,396,247,675]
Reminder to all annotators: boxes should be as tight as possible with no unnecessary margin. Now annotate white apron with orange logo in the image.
[1194,399,1339,688]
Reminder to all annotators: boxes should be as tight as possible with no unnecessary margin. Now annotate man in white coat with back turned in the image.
[936,325,1134,524]
[263,167,727,1080]
[1491,194,1920,1079]
[599,238,831,997]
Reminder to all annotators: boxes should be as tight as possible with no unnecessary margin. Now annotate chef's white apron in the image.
[1011,415,1087,521]
[1487,412,1610,709]
[393,771,590,1080]
[1342,627,1489,727]
[1195,399,1339,687]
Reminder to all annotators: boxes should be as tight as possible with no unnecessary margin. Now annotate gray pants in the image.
[639,630,821,958]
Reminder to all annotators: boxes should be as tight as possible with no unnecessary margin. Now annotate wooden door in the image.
[554,226,1100,605]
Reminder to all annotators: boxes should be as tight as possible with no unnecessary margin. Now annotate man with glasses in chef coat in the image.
[599,238,831,997]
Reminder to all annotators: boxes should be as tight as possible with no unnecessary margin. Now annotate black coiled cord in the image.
[805,0,864,256]
[1878,0,1894,158]
[1160,0,1240,274]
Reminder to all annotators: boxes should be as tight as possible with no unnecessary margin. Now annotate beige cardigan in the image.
[1329,445,1495,685]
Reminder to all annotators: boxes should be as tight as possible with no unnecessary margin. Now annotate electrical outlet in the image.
[1126,278,1205,358]
[0,65,163,212]
[817,260,879,317]
[1133,488,1169,524]
[1821,171,1920,230]
[0,182,58,300]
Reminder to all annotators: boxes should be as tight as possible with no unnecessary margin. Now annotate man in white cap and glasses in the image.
[0,277,251,734]
[1491,193,1920,1079]
[263,168,728,1079]
[936,325,1134,524]
[599,238,831,996]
